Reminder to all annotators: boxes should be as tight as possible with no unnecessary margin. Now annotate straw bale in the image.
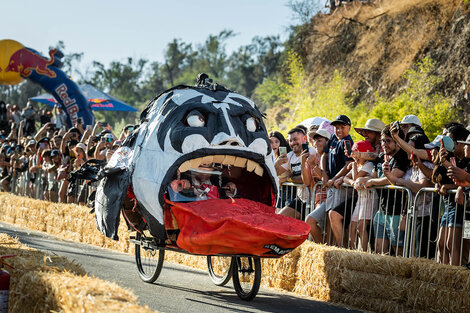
[261,246,301,291]
[329,290,419,313]
[410,257,470,290]
[339,268,409,300]
[405,280,470,312]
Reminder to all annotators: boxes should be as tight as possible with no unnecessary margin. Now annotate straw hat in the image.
[354,119,385,134]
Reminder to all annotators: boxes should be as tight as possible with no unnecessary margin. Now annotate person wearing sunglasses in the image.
[95,133,115,161]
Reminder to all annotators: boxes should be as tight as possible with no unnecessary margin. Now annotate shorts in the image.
[47,180,58,192]
[351,190,378,222]
[440,202,464,228]
[373,211,404,247]
[286,197,307,220]
[307,187,351,229]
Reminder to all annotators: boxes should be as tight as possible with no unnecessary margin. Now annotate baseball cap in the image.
[352,140,374,153]
[26,139,36,147]
[425,135,454,152]
[354,119,385,134]
[457,134,470,145]
[401,115,422,127]
[50,149,60,157]
[330,115,351,126]
[312,129,331,140]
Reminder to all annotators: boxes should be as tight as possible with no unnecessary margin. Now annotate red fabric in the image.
[168,198,310,257]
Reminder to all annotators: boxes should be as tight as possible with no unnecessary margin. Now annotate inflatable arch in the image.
[0,39,94,126]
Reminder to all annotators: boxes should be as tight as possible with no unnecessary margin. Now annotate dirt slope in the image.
[301,0,470,118]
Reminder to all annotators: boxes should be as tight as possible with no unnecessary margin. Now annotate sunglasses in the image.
[101,137,113,143]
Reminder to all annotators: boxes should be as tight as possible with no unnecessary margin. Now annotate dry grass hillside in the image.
[301,0,470,118]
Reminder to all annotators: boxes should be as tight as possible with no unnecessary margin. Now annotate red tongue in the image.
[167,198,310,256]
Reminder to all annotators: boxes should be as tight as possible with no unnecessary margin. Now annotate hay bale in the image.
[406,280,470,312]
[339,269,409,300]
[410,257,470,290]
[0,233,157,313]
[261,247,300,291]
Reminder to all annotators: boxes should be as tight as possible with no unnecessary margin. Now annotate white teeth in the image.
[178,155,264,176]
[179,161,191,172]
[201,155,214,164]
[246,160,257,172]
[223,155,236,165]
[254,164,264,176]
[190,158,201,168]
[234,157,247,167]
[213,155,225,163]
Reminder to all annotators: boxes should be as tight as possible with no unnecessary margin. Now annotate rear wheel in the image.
[135,232,164,283]
[207,256,233,286]
[232,256,261,301]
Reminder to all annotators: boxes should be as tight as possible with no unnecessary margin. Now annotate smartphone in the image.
[279,146,287,155]
[101,122,108,127]
[301,143,309,152]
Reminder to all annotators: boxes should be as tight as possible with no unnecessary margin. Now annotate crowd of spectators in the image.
[272,114,470,266]
[0,100,135,205]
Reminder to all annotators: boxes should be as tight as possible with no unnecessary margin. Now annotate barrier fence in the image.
[6,170,470,266]
[277,181,470,266]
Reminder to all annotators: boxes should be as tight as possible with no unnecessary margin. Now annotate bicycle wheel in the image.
[207,256,233,286]
[135,232,165,283]
[232,256,261,301]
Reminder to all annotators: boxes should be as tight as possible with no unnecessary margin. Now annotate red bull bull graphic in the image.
[4,48,57,78]
[0,39,94,126]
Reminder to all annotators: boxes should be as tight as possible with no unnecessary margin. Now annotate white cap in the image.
[401,115,421,127]
[312,129,331,140]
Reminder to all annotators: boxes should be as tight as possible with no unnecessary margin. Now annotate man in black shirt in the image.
[365,125,409,256]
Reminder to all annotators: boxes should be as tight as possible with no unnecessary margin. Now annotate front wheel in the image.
[232,256,261,301]
[207,256,233,286]
[135,232,164,283]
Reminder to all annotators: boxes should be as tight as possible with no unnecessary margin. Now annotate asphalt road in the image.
[0,222,363,313]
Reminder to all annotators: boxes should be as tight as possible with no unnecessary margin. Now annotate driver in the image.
[170,164,237,200]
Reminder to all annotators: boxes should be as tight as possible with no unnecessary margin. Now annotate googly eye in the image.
[246,117,257,132]
[186,112,205,127]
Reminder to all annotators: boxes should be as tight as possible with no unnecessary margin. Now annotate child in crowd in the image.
[342,140,377,251]
[306,115,354,243]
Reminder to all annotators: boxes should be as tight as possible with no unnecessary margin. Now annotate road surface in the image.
[0,222,363,313]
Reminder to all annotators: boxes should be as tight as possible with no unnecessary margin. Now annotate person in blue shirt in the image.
[306,115,354,243]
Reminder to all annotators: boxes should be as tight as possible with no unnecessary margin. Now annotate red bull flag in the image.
[0,39,94,126]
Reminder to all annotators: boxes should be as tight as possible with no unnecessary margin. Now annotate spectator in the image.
[119,124,136,141]
[386,133,436,258]
[21,102,37,137]
[303,128,331,208]
[10,105,20,126]
[306,115,354,243]
[39,109,52,126]
[53,104,68,130]
[330,118,385,243]
[275,127,317,219]
[95,133,115,161]
[400,115,422,137]
[43,149,60,201]
[429,125,470,265]
[339,140,377,251]
[366,125,409,256]
[269,131,291,159]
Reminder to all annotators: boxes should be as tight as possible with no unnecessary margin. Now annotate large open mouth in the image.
[158,148,277,208]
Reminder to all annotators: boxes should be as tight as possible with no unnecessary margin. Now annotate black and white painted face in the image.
[129,86,278,227]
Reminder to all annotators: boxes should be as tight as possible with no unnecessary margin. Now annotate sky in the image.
[1,0,294,74]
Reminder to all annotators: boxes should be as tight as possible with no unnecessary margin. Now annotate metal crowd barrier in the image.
[278,181,470,266]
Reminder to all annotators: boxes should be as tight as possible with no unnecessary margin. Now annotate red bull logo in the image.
[4,48,57,78]
[56,83,79,123]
